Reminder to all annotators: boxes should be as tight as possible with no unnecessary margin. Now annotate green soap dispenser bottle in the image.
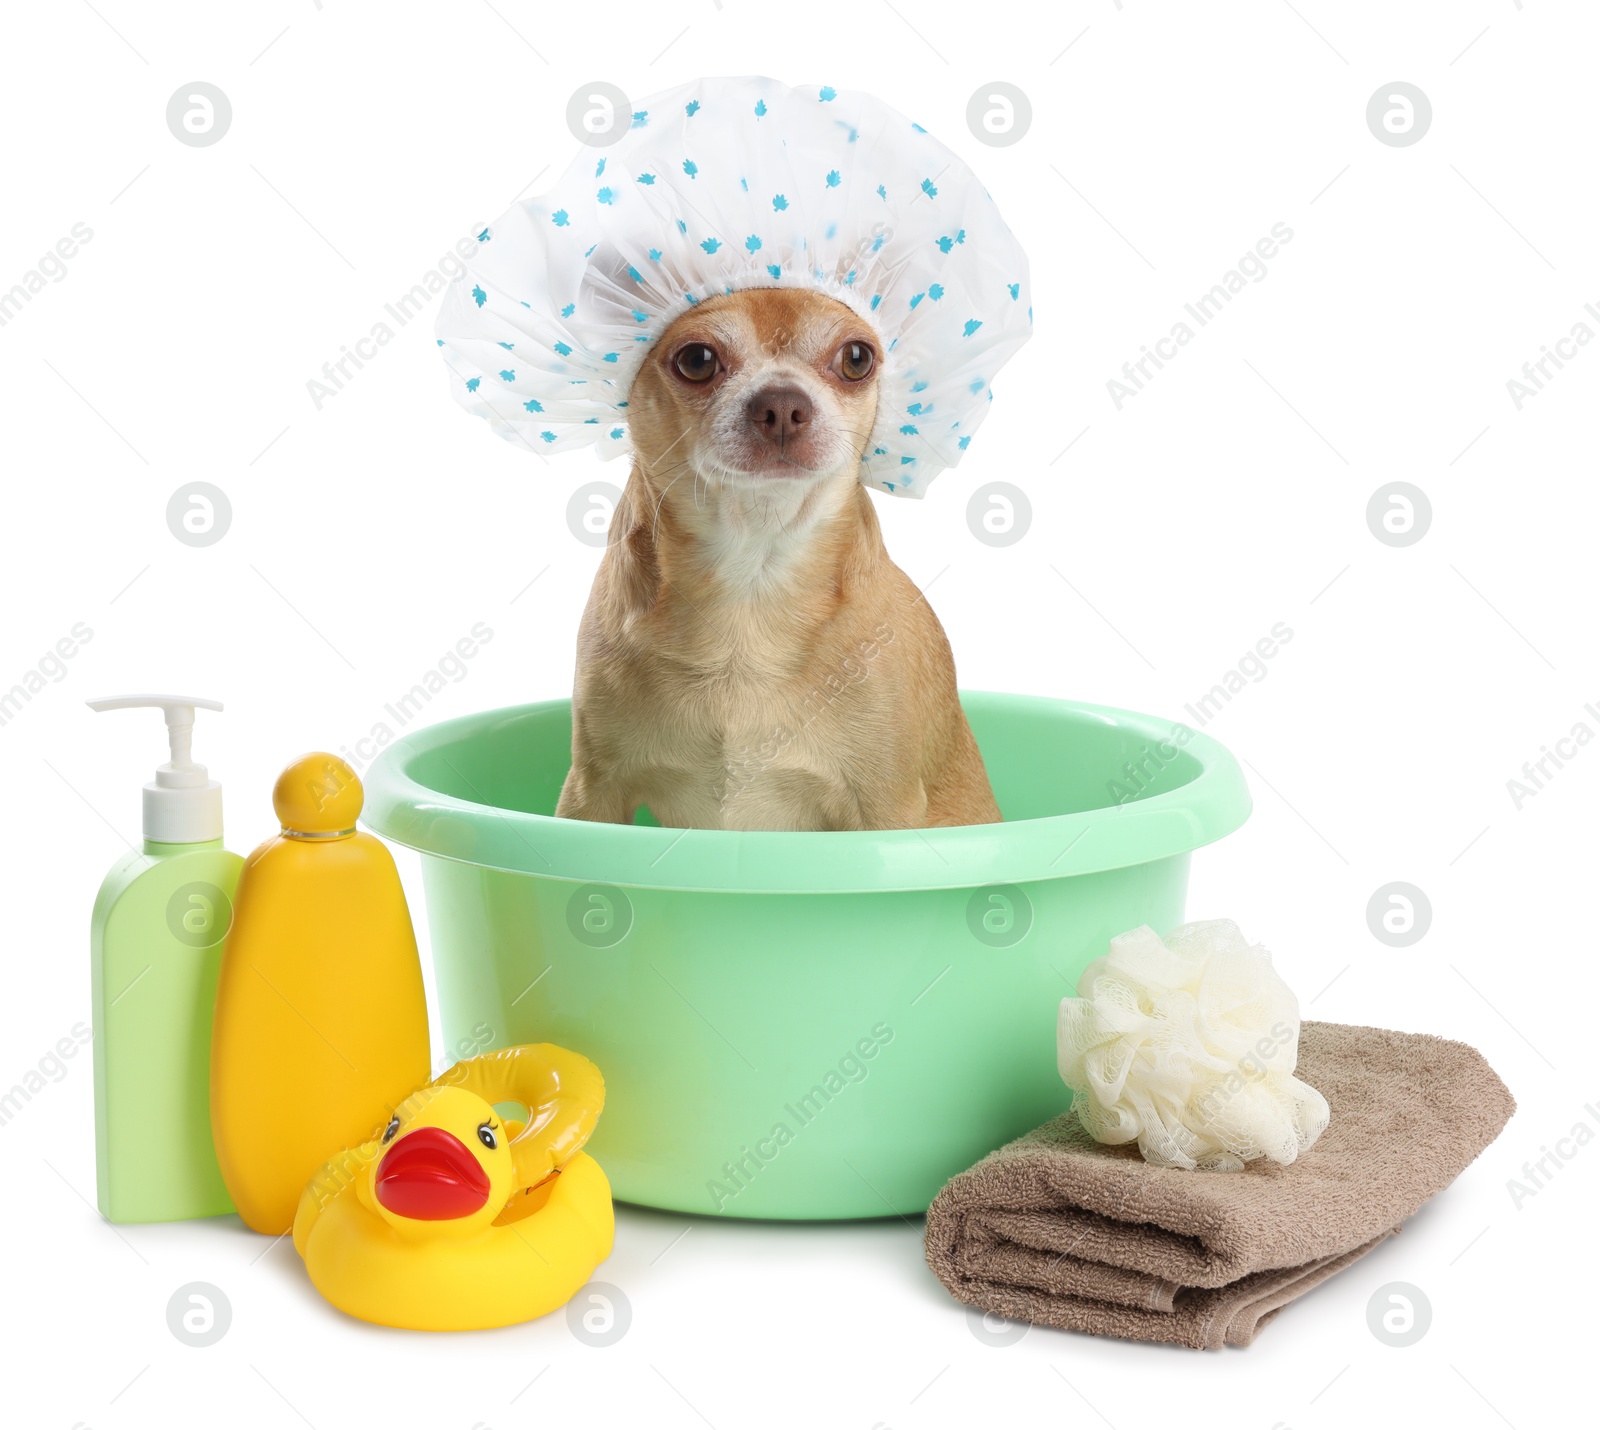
[88,695,242,1223]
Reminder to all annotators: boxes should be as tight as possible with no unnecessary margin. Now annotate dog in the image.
[554,287,1000,832]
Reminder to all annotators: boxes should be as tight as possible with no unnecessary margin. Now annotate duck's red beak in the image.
[375,1126,491,1220]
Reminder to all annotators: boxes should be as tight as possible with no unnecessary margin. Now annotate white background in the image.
[3,1,1594,1426]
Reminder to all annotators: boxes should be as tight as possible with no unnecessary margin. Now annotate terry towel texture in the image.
[924,1022,1514,1349]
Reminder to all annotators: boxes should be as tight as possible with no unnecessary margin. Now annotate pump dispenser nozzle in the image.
[88,695,226,843]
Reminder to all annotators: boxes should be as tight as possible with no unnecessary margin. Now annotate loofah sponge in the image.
[1057,920,1329,1172]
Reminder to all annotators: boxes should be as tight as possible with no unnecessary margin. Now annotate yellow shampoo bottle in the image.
[211,754,429,1234]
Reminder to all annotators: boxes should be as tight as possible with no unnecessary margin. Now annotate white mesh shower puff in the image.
[1057,920,1330,1172]
[436,76,1033,497]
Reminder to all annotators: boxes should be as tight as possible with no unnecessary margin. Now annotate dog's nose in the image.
[745,385,814,445]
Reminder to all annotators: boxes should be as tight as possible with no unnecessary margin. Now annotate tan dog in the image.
[554,288,1000,831]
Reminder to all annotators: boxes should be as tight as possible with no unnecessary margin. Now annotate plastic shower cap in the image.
[436,75,1033,497]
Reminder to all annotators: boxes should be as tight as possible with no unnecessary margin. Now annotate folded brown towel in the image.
[924,1021,1514,1349]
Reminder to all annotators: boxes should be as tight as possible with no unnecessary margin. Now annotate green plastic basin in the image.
[363,693,1249,1219]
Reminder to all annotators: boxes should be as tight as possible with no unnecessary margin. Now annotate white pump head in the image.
[88,695,225,844]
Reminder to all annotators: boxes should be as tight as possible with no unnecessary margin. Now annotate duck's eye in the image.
[477,1121,497,1151]
[672,343,719,382]
[381,1115,400,1144]
[837,341,875,382]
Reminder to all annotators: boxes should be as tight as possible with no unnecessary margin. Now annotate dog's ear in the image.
[596,480,661,621]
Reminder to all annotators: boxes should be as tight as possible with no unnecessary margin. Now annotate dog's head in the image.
[625,288,882,505]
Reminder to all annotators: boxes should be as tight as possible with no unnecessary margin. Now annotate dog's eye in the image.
[672,344,719,382]
[838,342,875,381]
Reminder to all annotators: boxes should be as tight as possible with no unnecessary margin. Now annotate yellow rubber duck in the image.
[292,1044,612,1331]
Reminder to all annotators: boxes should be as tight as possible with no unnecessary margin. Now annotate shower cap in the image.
[1057,920,1330,1172]
[435,75,1032,497]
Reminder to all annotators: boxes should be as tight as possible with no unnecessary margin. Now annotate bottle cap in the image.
[87,694,225,844]
[273,753,362,838]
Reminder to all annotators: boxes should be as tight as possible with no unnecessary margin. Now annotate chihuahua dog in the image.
[554,287,1000,831]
